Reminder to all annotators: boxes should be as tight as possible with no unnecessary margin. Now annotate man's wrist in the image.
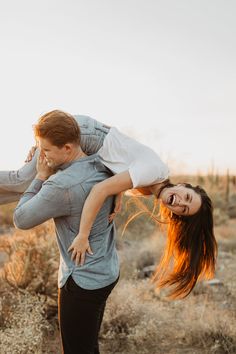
[35,173,48,181]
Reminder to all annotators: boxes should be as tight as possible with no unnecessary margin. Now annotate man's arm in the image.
[14,152,73,230]
[13,178,71,229]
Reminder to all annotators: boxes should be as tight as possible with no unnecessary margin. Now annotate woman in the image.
[0,112,217,298]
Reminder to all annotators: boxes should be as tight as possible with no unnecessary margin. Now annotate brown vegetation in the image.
[0,174,235,353]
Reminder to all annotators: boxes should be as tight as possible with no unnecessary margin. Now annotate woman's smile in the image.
[160,185,201,216]
[167,194,176,205]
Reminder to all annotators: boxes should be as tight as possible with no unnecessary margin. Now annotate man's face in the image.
[37,137,68,169]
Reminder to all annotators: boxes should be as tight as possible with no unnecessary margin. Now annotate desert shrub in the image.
[0,176,235,354]
[229,193,236,205]
[119,231,165,280]
[0,290,51,354]
[211,193,226,210]
[228,193,236,218]
[0,222,59,298]
[0,202,16,226]
[213,208,229,226]
[101,279,166,353]
[0,222,59,353]
[101,276,236,354]
[178,295,236,354]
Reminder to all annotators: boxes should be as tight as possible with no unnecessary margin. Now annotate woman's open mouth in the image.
[167,194,176,205]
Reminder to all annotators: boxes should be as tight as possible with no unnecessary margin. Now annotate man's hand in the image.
[68,234,93,266]
[36,152,54,181]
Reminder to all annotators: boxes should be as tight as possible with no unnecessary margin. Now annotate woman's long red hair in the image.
[123,183,217,299]
[152,184,217,299]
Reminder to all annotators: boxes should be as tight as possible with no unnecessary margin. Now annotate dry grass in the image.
[0,174,235,353]
[100,277,236,354]
[0,222,59,296]
[99,215,236,354]
[0,289,51,354]
[0,222,59,354]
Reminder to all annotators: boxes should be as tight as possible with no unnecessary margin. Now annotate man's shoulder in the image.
[46,156,98,187]
[46,156,112,189]
[46,167,83,189]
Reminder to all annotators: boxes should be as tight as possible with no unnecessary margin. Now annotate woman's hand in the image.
[25,145,37,163]
[67,234,93,266]
[109,192,123,222]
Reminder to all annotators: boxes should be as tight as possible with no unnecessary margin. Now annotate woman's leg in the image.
[58,275,118,354]
[74,115,110,155]
[0,150,39,204]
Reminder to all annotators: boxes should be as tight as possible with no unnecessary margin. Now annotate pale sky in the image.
[0,0,235,174]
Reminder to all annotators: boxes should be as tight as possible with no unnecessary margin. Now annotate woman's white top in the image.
[98,127,169,188]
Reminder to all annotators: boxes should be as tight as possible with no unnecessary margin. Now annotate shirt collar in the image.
[58,153,99,171]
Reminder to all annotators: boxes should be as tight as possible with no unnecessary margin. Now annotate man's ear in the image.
[64,143,73,152]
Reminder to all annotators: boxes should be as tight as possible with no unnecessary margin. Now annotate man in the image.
[13,110,120,354]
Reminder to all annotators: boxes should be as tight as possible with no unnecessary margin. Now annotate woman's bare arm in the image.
[68,171,133,265]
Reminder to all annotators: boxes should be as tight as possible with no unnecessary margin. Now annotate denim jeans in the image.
[0,115,110,204]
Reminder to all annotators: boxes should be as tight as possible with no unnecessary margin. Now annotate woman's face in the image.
[159,184,201,216]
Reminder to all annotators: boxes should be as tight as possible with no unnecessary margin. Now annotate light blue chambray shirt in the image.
[13,154,119,290]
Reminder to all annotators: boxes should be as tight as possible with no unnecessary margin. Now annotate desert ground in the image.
[0,174,235,354]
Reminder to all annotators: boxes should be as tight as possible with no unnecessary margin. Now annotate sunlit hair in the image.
[152,183,217,299]
[34,110,81,147]
[123,182,217,299]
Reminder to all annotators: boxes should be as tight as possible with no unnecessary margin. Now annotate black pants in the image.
[58,275,119,354]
